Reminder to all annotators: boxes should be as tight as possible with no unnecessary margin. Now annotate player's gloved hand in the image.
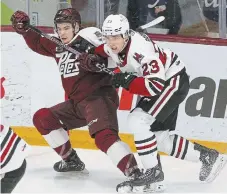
[11,11,30,35]
[112,72,137,90]
[77,53,108,73]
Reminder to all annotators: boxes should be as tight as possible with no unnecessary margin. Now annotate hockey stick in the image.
[28,16,165,53]
[136,16,165,31]
[28,25,81,56]
[28,16,165,56]
[28,25,114,75]
[28,16,165,75]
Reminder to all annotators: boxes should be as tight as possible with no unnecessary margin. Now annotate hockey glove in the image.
[77,53,108,72]
[112,73,137,90]
[11,11,30,35]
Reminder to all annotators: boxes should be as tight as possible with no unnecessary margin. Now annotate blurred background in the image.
[1,0,226,38]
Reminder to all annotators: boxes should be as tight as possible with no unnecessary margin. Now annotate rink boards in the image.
[1,31,227,153]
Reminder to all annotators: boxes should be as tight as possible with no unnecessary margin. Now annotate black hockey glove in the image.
[11,11,30,35]
[112,73,137,90]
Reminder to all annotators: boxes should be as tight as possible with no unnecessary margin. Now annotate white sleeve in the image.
[0,126,29,174]
[79,27,104,47]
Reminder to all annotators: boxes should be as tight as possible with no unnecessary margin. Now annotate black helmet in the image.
[54,8,81,28]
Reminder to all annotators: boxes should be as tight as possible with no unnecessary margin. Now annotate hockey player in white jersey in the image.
[0,125,28,193]
[78,14,227,193]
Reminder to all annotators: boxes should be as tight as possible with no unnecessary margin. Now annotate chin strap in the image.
[119,36,129,53]
[64,27,80,45]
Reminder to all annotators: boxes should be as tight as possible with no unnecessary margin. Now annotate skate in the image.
[53,149,87,174]
[116,164,165,193]
[195,143,227,182]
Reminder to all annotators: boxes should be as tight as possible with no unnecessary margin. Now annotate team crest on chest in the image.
[56,51,80,78]
[133,52,144,64]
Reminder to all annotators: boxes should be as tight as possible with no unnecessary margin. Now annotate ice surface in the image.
[14,146,227,193]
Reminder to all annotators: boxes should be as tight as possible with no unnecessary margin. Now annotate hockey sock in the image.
[95,129,138,176]
[134,132,158,169]
[155,131,200,162]
[33,108,72,159]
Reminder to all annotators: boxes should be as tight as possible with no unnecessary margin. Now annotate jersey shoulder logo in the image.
[133,52,144,64]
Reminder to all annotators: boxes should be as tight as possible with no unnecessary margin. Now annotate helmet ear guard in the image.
[74,23,80,33]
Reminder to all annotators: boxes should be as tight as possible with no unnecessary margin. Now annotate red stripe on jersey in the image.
[113,68,121,73]
[150,79,164,91]
[0,133,17,162]
[136,141,157,150]
[159,51,167,65]
[0,124,4,132]
[94,44,109,58]
[176,137,184,158]
[151,40,167,65]
[151,76,177,116]
[128,77,151,96]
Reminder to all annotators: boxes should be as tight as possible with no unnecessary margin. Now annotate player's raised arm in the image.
[11,11,56,57]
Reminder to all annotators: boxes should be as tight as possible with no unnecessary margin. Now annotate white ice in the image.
[14,146,227,193]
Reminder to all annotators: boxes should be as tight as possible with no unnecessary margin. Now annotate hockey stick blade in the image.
[28,25,114,75]
[138,16,165,30]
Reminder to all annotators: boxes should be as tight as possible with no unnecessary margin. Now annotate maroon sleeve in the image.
[22,29,56,57]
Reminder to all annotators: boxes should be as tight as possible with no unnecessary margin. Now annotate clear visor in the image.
[102,28,129,38]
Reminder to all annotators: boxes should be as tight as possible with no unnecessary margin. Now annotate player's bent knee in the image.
[94,129,120,153]
[127,108,155,134]
[33,108,62,135]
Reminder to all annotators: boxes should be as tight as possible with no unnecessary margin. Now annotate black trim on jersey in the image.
[0,129,12,152]
[147,77,165,94]
[181,140,189,160]
[1,137,21,169]
[170,54,178,67]
[150,77,165,85]
[135,135,156,144]
[138,147,158,156]
[148,82,160,94]
[71,35,96,53]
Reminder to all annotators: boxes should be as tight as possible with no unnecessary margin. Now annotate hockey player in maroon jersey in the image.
[0,125,28,193]
[10,9,144,186]
[78,14,227,193]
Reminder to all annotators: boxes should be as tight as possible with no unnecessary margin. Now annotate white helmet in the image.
[102,14,130,38]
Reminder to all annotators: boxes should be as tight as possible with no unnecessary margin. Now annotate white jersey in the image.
[0,125,28,174]
[103,31,186,96]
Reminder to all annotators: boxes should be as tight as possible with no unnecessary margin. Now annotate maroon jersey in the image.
[23,27,112,103]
